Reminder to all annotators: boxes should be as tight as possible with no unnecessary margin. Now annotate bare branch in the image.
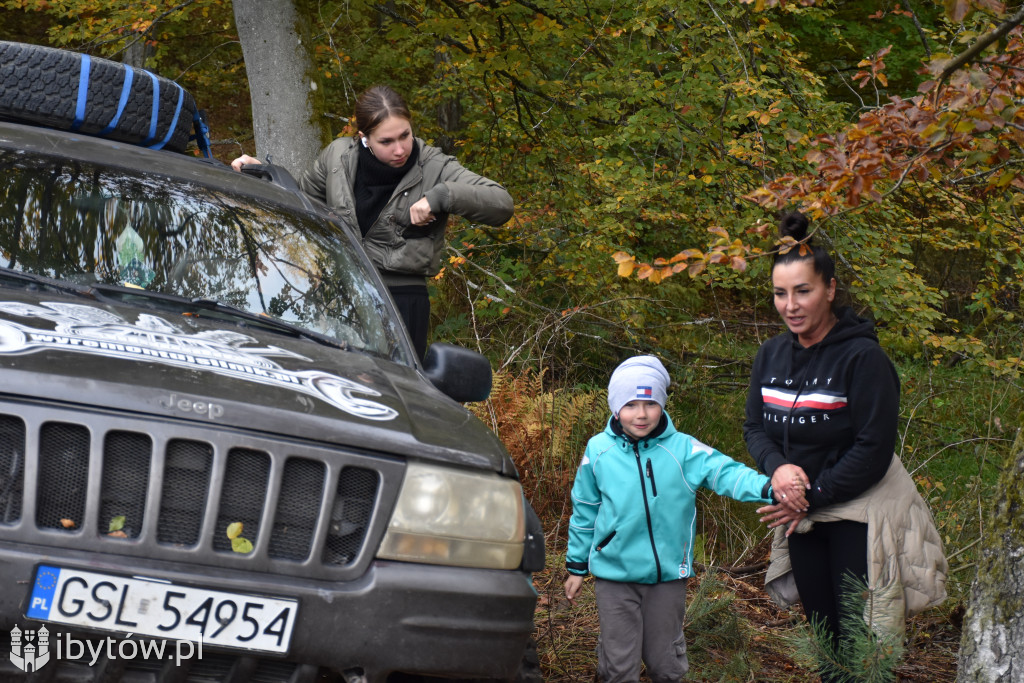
[900,0,931,58]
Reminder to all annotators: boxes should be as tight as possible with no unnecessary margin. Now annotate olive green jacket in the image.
[300,137,513,287]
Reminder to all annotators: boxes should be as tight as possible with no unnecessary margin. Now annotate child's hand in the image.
[565,574,584,605]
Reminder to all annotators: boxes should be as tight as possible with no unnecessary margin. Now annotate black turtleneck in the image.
[353,141,420,236]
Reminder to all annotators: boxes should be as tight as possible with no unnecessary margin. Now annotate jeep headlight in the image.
[378,462,525,569]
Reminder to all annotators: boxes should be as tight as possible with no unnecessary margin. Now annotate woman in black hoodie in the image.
[744,212,900,681]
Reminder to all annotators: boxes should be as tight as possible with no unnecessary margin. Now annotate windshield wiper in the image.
[0,267,97,299]
[86,283,349,351]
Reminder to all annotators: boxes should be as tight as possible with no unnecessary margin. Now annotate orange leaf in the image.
[61,518,76,528]
[612,251,634,263]
[708,226,729,238]
[617,261,636,277]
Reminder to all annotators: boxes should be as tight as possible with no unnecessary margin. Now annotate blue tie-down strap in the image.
[191,109,212,158]
[149,77,184,151]
[139,70,160,146]
[69,52,204,154]
[71,54,92,131]
[72,54,136,138]
[100,65,134,135]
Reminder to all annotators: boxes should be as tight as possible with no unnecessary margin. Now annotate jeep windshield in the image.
[0,150,409,362]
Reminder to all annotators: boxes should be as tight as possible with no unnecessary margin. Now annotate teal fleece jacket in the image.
[566,414,771,583]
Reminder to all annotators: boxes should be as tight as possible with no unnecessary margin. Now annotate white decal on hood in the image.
[0,302,398,421]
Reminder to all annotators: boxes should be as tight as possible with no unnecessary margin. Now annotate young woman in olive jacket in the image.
[234,86,513,359]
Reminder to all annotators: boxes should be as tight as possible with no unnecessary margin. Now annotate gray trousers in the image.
[594,578,689,683]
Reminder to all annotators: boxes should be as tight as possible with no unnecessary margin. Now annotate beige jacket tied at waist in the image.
[764,454,948,634]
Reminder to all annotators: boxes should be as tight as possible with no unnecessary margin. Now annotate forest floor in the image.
[530,538,961,683]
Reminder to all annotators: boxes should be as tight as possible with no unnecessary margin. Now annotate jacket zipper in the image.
[633,441,662,581]
[646,458,658,497]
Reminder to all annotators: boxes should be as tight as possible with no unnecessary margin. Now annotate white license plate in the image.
[26,565,298,653]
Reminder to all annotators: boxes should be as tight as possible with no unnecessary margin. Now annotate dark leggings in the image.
[788,520,869,681]
[388,284,430,361]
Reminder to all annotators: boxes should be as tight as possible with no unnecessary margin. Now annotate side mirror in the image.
[422,343,492,403]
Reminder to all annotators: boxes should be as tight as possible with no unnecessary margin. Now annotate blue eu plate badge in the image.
[27,565,60,619]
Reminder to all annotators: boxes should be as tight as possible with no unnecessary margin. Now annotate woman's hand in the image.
[771,463,810,512]
[757,503,808,537]
[230,154,261,172]
[564,574,584,606]
[409,197,435,227]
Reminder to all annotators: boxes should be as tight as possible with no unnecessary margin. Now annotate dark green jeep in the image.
[0,41,542,683]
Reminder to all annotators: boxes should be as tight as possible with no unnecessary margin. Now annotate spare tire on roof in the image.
[0,40,203,154]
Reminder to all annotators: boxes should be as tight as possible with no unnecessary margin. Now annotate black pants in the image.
[788,520,869,682]
[388,284,430,361]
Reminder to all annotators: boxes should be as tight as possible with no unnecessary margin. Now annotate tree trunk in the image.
[956,428,1024,681]
[232,0,329,180]
[121,32,152,69]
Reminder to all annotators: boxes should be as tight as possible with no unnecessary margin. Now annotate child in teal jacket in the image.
[565,356,774,682]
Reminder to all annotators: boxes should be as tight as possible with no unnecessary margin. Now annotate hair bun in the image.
[779,211,809,241]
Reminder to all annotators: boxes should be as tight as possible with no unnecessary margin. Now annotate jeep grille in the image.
[0,402,401,580]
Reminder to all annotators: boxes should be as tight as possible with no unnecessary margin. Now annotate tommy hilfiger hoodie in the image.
[743,306,900,512]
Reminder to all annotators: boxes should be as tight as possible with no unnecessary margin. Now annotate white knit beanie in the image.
[607,356,670,416]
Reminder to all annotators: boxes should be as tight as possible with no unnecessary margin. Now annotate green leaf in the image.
[226,521,244,539]
[231,537,254,554]
[108,515,126,533]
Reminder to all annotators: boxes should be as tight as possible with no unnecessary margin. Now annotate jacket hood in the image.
[0,293,510,473]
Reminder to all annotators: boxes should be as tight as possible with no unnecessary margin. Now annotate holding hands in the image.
[757,463,811,537]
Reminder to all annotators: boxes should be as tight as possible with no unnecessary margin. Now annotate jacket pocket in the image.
[382,236,435,275]
[595,530,616,552]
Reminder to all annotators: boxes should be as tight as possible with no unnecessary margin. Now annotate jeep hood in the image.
[0,294,512,475]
